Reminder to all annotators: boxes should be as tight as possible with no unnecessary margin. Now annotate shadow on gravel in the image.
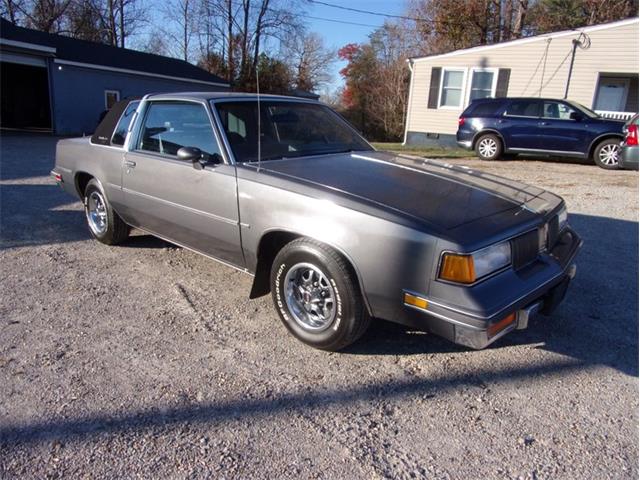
[0,356,591,447]
[348,214,639,378]
[0,184,87,249]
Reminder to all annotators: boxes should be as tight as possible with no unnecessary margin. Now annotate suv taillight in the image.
[458,117,465,127]
[626,123,638,146]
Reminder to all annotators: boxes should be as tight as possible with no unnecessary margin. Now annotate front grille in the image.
[548,215,560,249]
[511,229,539,270]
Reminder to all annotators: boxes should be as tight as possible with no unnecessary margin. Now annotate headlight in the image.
[558,206,568,230]
[439,241,511,284]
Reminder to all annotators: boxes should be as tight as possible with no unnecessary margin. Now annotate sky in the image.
[285,0,408,91]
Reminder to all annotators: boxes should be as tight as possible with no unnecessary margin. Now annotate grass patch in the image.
[372,142,471,159]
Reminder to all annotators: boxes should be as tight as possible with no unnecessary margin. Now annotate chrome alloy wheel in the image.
[86,191,108,236]
[284,262,337,331]
[478,137,498,158]
[598,143,620,166]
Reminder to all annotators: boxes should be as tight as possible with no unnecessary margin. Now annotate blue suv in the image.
[456,98,627,169]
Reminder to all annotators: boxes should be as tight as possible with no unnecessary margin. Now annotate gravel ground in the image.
[0,134,637,479]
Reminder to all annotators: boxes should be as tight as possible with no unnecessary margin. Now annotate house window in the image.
[594,76,630,112]
[468,69,497,102]
[105,90,120,110]
[439,69,466,108]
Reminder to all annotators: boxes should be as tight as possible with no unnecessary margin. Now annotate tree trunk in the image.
[119,0,124,47]
[227,0,234,82]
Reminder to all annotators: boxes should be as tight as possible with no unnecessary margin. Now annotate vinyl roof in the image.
[0,18,228,86]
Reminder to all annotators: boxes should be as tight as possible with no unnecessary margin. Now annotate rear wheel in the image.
[475,134,503,160]
[270,238,370,351]
[593,139,621,169]
[83,179,130,245]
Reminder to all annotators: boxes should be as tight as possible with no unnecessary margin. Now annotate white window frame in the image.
[104,89,120,109]
[437,67,468,110]
[465,67,499,106]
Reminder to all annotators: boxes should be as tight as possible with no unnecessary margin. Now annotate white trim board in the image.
[0,38,56,54]
[53,59,229,87]
[410,17,639,63]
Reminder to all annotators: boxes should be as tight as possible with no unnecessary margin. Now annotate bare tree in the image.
[1,0,26,23]
[282,30,334,92]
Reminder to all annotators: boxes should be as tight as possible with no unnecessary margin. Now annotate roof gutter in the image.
[53,59,229,87]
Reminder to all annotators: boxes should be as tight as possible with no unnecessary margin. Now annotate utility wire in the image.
[307,0,428,23]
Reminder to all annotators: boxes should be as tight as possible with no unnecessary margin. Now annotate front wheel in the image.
[83,179,130,245]
[270,238,370,351]
[475,134,503,160]
[593,139,621,169]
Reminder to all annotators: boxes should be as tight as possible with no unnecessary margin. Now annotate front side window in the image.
[214,100,372,163]
[504,100,540,117]
[111,101,139,146]
[440,69,465,107]
[543,101,575,120]
[138,102,221,160]
[469,70,495,102]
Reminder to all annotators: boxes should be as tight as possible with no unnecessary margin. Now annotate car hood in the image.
[257,151,557,230]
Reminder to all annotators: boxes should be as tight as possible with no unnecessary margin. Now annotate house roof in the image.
[0,18,229,86]
[409,17,639,63]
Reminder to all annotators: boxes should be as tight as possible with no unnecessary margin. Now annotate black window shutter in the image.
[427,67,442,109]
[495,68,511,97]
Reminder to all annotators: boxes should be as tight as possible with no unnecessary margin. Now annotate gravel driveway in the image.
[1,134,637,479]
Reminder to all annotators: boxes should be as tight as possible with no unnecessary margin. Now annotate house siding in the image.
[405,19,639,141]
[50,63,229,135]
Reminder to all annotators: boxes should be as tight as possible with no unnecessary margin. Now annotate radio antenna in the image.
[256,64,262,173]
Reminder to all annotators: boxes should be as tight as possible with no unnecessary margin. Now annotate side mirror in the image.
[570,111,583,121]
[177,146,203,162]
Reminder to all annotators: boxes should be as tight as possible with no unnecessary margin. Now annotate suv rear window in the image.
[504,100,540,117]
[463,100,504,117]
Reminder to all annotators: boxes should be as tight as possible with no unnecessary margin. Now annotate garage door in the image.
[1,58,52,131]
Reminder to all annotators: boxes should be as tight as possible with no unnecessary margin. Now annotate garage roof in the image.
[0,19,229,86]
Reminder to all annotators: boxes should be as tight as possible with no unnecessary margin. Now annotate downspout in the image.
[403,58,415,146]
[564,39,579,99]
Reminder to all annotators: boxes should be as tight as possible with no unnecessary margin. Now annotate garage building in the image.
[0,19,229,135]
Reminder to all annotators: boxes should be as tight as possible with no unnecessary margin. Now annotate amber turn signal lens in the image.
[488,312,516,338]
[439,253,476,284]
[404,292,428,310]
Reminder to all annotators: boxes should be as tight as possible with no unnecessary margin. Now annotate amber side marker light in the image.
[440,253,476,284]
[488,312,516,338]
[404,293,428,310]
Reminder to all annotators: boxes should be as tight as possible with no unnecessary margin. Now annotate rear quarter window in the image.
[463,101,503,117]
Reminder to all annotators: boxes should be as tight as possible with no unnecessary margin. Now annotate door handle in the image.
[538,121,549,126]
[124,160,136,168]
[497,119,507,124]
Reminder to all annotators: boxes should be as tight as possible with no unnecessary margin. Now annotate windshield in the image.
[566,100,600,119]
[213,100,372,163]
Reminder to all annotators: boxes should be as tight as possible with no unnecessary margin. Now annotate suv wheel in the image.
[593,139,621,169]
[475,134,503,161]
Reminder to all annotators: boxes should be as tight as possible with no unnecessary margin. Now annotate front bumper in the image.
[402,227,582,349]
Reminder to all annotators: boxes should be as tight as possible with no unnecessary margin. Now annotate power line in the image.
[299,14,380,28]
[307,0,427,23]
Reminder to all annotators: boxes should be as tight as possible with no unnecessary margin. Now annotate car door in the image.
[499,99,542,149]
[537,100,589,154]
[120,100,244,267]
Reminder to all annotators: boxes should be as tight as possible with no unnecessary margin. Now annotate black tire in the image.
[593,138,621,169]
[270,237,370,351]
[475,133,503,161]
[83,178,130,245]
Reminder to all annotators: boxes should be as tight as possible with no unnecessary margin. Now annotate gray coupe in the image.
[52,92,582,351]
